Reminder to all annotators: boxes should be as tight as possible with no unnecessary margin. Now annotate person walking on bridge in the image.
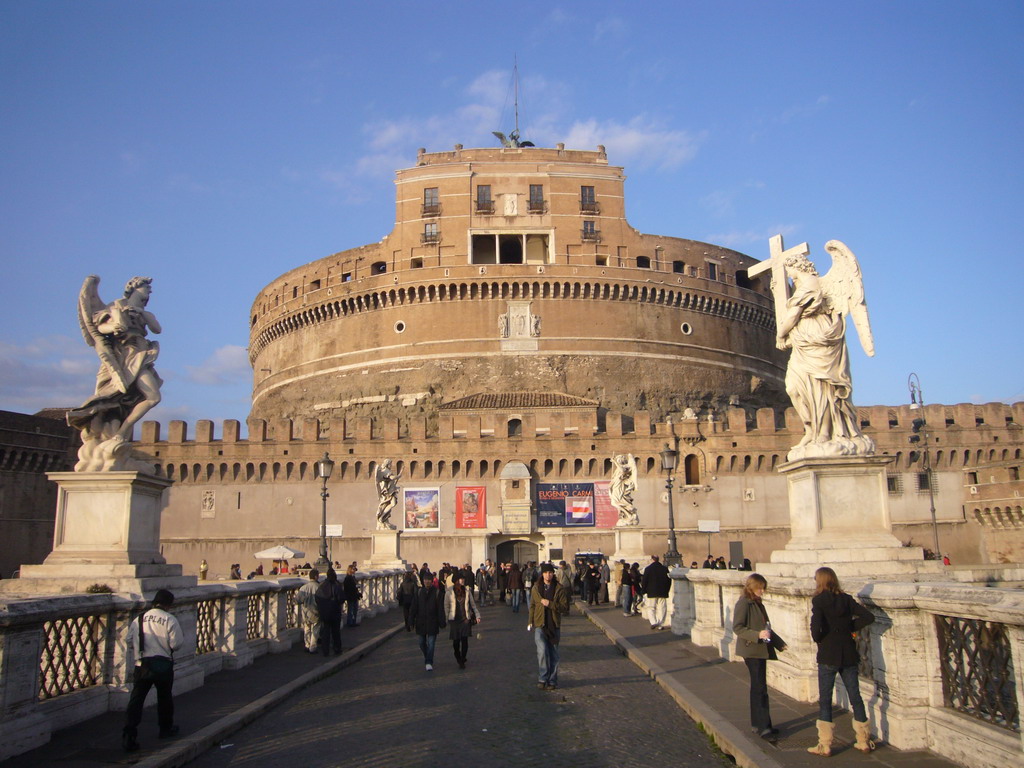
[297,568,321,652]
[444,572,481,669]
[410,571,446,671]
[642,555,671,630]
[529,563,570,690]
[122,589,183,752]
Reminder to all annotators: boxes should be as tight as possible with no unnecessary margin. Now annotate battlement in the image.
[138,401,1024,445]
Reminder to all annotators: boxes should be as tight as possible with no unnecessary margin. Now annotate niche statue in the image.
[67,275,163,472]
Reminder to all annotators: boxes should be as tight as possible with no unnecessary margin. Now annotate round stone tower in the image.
[248,144,785,424]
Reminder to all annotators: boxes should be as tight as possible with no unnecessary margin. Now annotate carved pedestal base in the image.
[365,529,406,570]
[0,471,196,596]
[611,527,646,565]
[758,455,943,579]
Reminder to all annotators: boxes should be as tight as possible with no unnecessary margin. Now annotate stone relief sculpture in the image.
[609,453,639,526]
[758,237,876,462]
[374,458,402,530]
[66,275,163,472]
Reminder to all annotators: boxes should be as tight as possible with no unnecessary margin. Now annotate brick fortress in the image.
[125,144,1022,575]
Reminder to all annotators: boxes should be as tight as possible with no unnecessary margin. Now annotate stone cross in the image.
[747,234,809,327]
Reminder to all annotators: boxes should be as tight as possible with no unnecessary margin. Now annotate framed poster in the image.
[455,486,486,529]
[404,487,440,531]
[537,483,596,527]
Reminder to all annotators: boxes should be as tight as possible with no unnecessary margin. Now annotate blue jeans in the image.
[511,589,522,612]
[534,627,560,685]
[418,633,437,665]
[620,585,633,615]
[346,600,358,627]
[524,586,532,611]
[818,664,867,722]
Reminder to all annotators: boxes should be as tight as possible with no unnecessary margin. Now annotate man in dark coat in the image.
[641,555,672,630]
[409,572,446,670]
[529,563,571,690]
[315,568,345,656]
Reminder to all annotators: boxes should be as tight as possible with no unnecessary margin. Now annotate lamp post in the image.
[314,452,335,571]
[908,373,941,558]
[660,443,682,566]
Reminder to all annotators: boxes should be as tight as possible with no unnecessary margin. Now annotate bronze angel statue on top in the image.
[66,275,163,471]
[752,237,876,462]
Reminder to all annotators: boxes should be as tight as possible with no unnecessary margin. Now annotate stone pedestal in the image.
[1,471,195,595]
[611,527,646,564]
[759,455,943,579]
[365,529,406,570]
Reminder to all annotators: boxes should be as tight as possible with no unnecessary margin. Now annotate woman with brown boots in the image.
[807,566,877,756]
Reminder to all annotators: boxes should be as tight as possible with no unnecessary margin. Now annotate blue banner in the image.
[537,483,595,527]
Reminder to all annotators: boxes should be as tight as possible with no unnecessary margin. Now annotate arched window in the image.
[507,418,522,437]
[684,454,701,485]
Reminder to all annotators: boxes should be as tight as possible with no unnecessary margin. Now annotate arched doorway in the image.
[496,539,539,565]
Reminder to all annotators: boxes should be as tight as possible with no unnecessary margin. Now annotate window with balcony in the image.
[581,220,600,242]
[422,187,440,216]
[422,222,440,244]
[528,184,545,213]
[476,185,493,214]
[580,185,599,213]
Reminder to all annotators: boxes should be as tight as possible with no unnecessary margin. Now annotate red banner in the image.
[593,481,619,528]
[455,486,486,528]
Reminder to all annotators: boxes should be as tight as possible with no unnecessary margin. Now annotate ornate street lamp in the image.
[907,373,941,559]
[660,443,682,566]
[314,452,335,570]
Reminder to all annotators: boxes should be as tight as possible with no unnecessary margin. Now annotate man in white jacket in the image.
[122,589,183,752]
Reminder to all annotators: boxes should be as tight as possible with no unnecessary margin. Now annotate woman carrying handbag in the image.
[733,573,788,743]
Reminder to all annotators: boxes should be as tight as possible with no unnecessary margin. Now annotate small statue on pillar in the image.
[374,458,402,530]
[610,453,639,526]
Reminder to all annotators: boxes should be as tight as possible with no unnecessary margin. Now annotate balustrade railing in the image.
[936,614,1018,731]
[0,569,402,761]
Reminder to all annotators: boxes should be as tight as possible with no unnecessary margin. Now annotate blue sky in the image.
[2,1,1022,432]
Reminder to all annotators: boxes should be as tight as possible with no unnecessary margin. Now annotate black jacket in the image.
[409,585,446,636]
[342,574,361,601]
[810,591,875,667]
[315,579,345,621]
[641,561,671,598]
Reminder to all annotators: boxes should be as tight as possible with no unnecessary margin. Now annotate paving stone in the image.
[188,603,730,767]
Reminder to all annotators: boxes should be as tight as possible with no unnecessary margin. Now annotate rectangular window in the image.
[916,471,934,492]
[475,185,493,214]
[423,222,439,243]
[673,260,686,274]
[1010,467,1020,481]
[422,187,440,216]
[886,474,903,495]
[528,184,545,213]
[342,272,352,282]
[309,279,321,291]
[580,185,598,213]
[967,471,979,484]
[581,220,600,242]
[706,262,719,281]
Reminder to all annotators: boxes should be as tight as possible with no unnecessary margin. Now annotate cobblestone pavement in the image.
[190,601,731,768]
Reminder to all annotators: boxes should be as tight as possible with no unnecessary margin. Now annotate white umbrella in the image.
[253,545,305,560]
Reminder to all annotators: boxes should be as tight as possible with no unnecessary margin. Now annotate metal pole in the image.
[316,472,330,570]
[665,471,681,566]
[925,444,940,557]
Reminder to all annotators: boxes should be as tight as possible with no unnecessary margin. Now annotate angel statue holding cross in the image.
[66,275,163,471]
[751,236,876,462]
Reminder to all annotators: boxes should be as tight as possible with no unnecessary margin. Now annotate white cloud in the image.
[561,116,703,170]
[0,336,96,413]
[185,345,250,386]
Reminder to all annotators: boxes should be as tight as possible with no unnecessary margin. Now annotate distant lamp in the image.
[314,452,335,570]
[661,443,682,566]
[906,373,940,559]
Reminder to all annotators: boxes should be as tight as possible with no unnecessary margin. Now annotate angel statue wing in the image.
[77,275,131,392]
[820,240,875,357]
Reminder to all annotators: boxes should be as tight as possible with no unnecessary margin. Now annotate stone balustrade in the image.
[0,568,402,761]
[671,569,1024,768]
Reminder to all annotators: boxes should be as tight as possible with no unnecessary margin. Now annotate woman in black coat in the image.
[398,569,418,631]
[314,569,345,656]
[807,567,876,756]
[733,573,787,743]
[409,572,446,671]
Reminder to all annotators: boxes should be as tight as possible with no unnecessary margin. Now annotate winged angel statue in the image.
[66,275,163,471]
[374,458,402,530]
[771,239,876,462]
